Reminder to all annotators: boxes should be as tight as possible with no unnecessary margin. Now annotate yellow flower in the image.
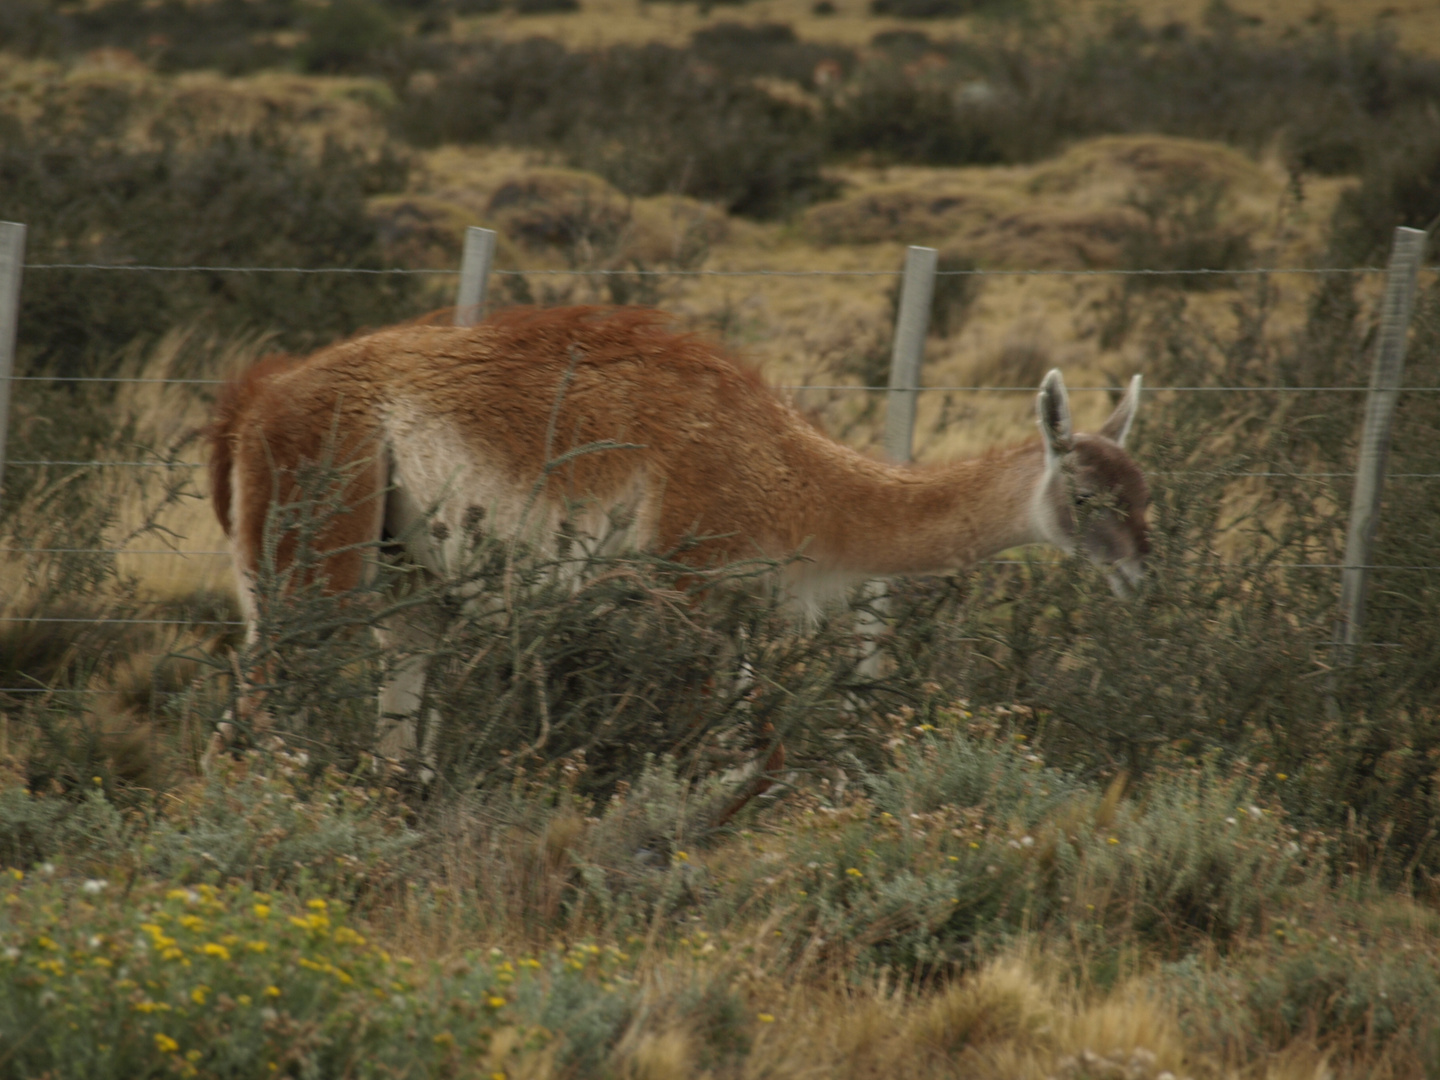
[1107,838,1120,845]
[36,936,58,951]
[486,996,506,1008]
[306,898,328,911]
[674,851,689,862]
[758,1013,776,1023]
[191,986,209,1005]
[238,995,252,1007]
[178,915,204,932]
[202,943,231,961]
[252,904,271,919]
[246,941,268,953]
[154,1033,179,1054]
[92,956,113,969]
[845,868,863,878]
[161,947,185,962]
[167,889,193,903]
[1276,773,1288,781]
[7,869,21,881]
[264,986,281,998]
[433,1032,455,1047]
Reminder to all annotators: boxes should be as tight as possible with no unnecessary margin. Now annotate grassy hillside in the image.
[3,1,1440,1076]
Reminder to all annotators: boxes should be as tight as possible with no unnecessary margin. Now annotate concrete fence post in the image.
[454,226,498,328]
[860,245,938,681]
[1333,225,1428,663]
[0,221,26,499]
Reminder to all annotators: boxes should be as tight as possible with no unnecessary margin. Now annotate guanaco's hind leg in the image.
[208,428,391,769]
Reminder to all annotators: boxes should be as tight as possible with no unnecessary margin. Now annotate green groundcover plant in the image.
[0,873,639,1078]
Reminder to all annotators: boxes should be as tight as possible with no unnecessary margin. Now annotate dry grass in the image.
[454,0,1440,58]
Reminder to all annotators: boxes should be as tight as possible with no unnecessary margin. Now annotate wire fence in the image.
[21,261,1440,276]
[1,227,1436,653]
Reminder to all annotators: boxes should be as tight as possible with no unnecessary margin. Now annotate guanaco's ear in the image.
[1098,374,1142,448]
[1036,368,1073,466]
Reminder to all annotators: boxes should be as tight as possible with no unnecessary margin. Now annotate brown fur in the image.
[209,305,1150,810]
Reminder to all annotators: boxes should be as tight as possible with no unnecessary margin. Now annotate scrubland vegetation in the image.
[4,0,1440,1076]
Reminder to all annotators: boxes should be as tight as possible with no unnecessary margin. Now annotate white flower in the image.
[81,879,108,895]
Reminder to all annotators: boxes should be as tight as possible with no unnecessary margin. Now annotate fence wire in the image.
[5,254,1439,663]
[23,262,1440,277]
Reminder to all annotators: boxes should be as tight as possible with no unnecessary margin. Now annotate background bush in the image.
[0,89,421,381]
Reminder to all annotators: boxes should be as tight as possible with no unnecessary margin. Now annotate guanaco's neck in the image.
[807,439,1049,576]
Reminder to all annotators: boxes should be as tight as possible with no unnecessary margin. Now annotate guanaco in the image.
[209,306,1149,803]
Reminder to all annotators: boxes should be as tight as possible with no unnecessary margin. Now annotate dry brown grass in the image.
[453,0,1440,58]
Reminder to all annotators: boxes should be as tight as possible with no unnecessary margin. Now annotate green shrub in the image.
[689,22,851,89]
[823,60,1012,166]
[393,38,831,217]
[298,0,396,73]
[868,0,1024,19]
[1164,912,1440,1071]
[0,874,595,1078]
[1327,123,1440,264]
[0,87,421,381]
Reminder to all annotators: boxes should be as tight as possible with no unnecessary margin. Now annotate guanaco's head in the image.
[1034,369,1150,597]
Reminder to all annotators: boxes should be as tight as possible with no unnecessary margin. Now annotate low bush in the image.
[868,0,1023,19]
[689,22,851,89]
[0,86,421,381]
[0,874,613,1078]
[393,38,830,217]
[297,0,396,73]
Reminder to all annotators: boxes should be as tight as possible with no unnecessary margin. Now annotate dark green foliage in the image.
[393,39,831,217]
[0,88,421,380]
[823,60,1011,166]
[0,0,70,58]
[298,0,396,73]
[875,271,1440,886]
[689,22,851,89]
[52,0,297,74]
[1328,124,1440,264]
[513,0,581,13]
[820,16,1440,170]
[869,0,1023,19]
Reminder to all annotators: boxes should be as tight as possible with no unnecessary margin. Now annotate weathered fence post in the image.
[454,226,497,328]
[884,245,938,462]
[1333,225,1428,663]
[0,221,26,499]
[860,246,938,679]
